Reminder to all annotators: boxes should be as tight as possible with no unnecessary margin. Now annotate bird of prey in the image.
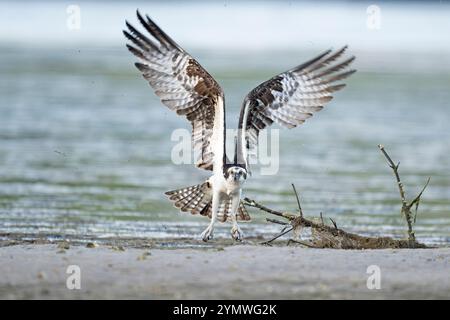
[123,10,356,242]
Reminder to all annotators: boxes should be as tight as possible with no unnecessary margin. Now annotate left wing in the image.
[236,46,356,170]
[123,10,226,171]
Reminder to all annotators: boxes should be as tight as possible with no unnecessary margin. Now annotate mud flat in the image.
[0,240,449,299]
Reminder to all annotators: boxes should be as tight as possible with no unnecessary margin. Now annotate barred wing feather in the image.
[124,10,225,171]
[237,46,356,170]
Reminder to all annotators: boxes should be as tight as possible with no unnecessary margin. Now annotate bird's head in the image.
[225,166,247,183]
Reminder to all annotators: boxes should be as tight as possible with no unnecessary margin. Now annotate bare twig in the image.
[291,183,303,218]
[378,144,408,208]
[266,218,289,225]
[287,239,318,248]
[261,227,293,245]
[378,144,431,245]
[329,218,338,229]
[243,198,294,219]
[411,177,431,223]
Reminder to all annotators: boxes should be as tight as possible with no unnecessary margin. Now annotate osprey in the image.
[124,11,356,242]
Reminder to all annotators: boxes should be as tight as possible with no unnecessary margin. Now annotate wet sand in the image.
[0,239,449,299]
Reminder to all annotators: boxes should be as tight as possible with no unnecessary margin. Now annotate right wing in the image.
[124,10,225,171]
[236,46,356,171]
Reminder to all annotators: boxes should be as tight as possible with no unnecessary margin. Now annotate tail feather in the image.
[165,181,251,222]
[165,182,213,216]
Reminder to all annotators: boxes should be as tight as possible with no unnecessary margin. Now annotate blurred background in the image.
[0,0,449,244]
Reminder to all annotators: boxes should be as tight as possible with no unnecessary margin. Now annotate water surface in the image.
[0,1,449,244]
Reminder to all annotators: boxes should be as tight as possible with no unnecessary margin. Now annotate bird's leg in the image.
[201,191,220,242]
[230,192,243,241]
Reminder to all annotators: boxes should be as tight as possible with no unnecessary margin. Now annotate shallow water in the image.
[0,1,449,245]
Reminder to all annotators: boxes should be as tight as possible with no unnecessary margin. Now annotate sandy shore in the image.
[0,240,449,299]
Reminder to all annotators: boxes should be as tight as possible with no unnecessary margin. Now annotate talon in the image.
[231,225,243,242]
[202,234,213,242]
[201,226,214,242]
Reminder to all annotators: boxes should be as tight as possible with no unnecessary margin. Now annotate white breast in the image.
[211,96,225,175]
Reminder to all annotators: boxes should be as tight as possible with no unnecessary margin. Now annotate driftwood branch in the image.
[244,195,427,249]
[243,145,430,249]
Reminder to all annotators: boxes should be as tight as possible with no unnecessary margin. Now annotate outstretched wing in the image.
[236,46,356,170]
[124,11,225,171]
